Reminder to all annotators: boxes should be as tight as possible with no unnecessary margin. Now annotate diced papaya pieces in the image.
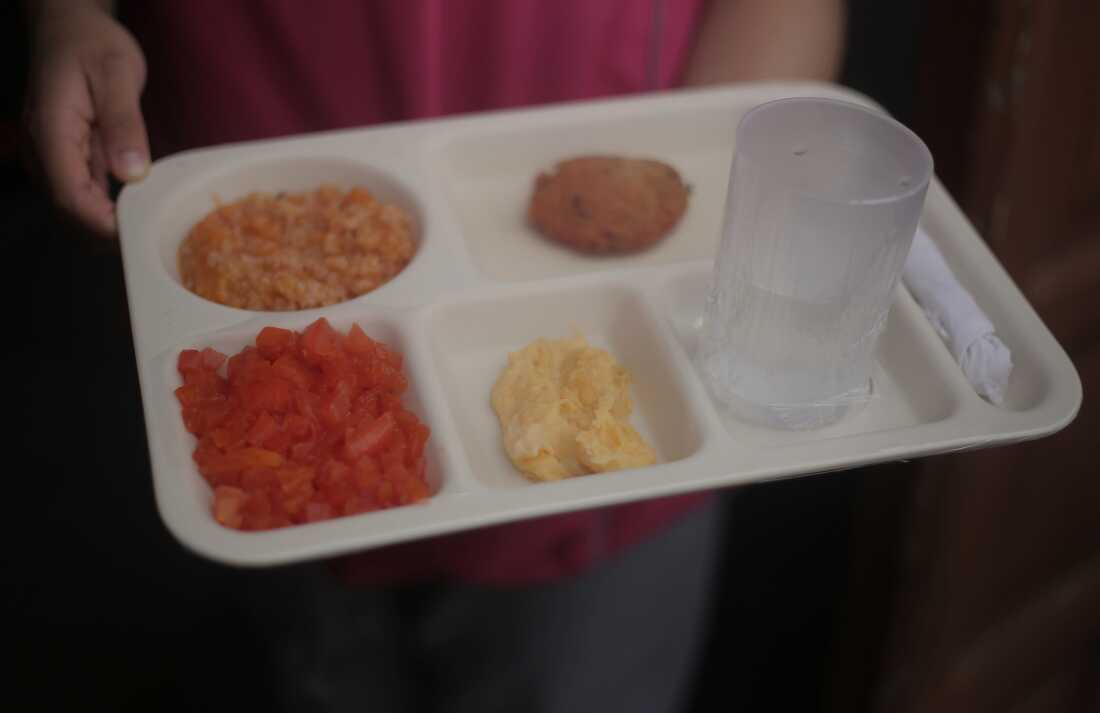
[177,319,432,531]
[256,326,296,359]
[345,323,377,357]
[212,486,247,529]
[300,318,342,363]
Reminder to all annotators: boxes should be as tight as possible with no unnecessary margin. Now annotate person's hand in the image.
[24,0,150,237]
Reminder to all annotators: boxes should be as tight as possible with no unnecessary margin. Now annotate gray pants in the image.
[245,498,725,713]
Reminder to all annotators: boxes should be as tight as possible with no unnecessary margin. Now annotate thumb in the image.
[87,51,150,182]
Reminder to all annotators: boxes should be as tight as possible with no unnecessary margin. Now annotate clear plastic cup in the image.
[698,97,934,430]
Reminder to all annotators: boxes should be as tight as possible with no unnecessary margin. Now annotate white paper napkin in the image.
[902,226,1013,404]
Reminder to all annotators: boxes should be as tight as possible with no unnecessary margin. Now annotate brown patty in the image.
[527,156,689,254]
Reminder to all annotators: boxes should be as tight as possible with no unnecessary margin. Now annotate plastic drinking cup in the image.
[698,97,934,430]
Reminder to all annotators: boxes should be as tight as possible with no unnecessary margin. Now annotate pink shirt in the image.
[123,0,712,584]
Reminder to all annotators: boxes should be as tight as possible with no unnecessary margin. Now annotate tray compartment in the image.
[658,267,962,446]
[915,196,1069,414]
[432,106,745,282]
[151,155,428,314]
[426,281,707,489]
[148,312,460,536]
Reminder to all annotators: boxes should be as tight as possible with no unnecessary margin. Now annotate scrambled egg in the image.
[490,333,658,482]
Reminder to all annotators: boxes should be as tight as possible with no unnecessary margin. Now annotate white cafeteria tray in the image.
[118,81,1082,567]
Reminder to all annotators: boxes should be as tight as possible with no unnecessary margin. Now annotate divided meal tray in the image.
[117,81,1082,567]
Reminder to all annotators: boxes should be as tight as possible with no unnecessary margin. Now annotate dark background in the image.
[7,2,923,711]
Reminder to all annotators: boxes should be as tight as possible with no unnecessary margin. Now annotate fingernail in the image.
[118,151,149,181]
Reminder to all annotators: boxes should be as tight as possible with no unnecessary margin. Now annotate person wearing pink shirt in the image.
[24,2,844,711]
